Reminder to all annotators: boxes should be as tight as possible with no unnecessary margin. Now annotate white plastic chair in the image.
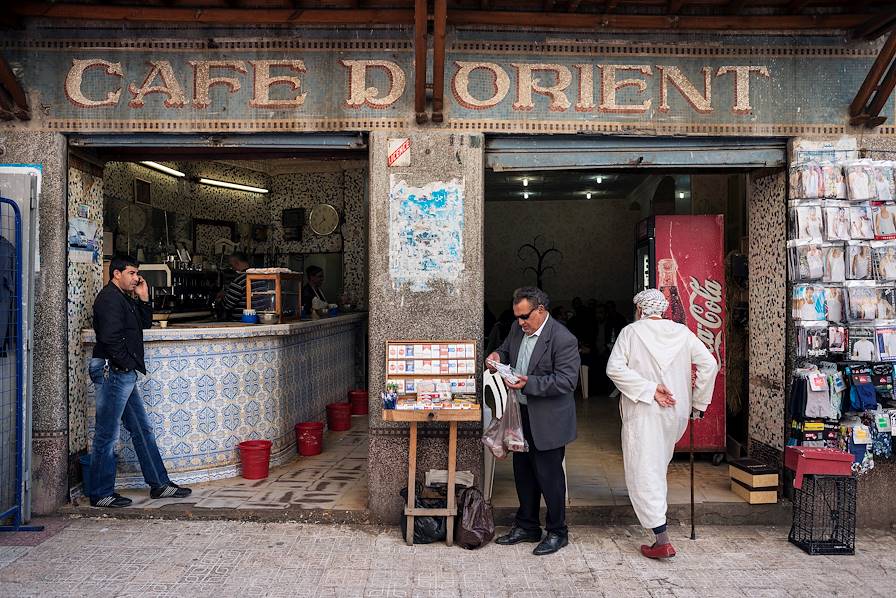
[579,365,590,399]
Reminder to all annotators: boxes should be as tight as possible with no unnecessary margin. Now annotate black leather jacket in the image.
[91,283,153,374]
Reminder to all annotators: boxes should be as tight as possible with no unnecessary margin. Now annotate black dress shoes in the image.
[533,532,569,556]
[495,526,542,545]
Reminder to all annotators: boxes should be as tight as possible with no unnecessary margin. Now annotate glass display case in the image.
[245,272,302,323]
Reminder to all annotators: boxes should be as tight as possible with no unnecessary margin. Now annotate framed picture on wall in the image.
[134,178,151,206]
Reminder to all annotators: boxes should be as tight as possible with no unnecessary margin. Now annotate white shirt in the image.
[515,314,550,405]
[853,339,875,361]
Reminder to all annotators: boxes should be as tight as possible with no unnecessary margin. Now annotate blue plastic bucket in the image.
[79,454,91,496]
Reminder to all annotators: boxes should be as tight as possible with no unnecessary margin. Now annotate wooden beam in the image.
[431,0,447,122]
[413,0,427,124]
[854,11,896,41]
[850,31,896,117]
[787,0,811,14]
[668,0,685,14]
[448,10,868,30]
[0,54,29,121]
[863,51,896,126]
[12,3,415,25]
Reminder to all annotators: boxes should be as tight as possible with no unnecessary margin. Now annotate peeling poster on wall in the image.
[389,176,465,292]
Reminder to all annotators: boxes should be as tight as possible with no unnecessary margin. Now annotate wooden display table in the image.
[383,407,482,546]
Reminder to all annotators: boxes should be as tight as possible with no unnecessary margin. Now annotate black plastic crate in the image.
[788,474,856,555]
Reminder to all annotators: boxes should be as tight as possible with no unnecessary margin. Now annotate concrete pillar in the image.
[366,131,484,522]
[0,129,69,514]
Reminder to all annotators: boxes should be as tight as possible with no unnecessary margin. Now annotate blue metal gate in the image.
[0,197,40,532]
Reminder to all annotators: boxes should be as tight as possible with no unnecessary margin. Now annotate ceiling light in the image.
[596,176,603,184]
[678,191,685,199]
[586,192,592,200]
[522,177,529,187]
[198,177,269,194]
[140,161,185,178]
[523,191,530,199]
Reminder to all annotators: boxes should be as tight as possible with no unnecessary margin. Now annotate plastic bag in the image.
[455,487,495,549]
[482,388,529,459]
[399,485,447,544]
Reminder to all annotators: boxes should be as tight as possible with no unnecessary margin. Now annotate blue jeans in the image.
[88,358,170,498]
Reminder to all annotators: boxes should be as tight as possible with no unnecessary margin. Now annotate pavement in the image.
[1,516,894,597]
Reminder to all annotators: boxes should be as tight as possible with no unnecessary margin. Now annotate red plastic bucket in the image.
[295,422,324,456]
[348,389,368,416]
[326,402,352,432]
[238,440,272,479]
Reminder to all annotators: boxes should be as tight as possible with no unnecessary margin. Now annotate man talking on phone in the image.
[88,256,191,507]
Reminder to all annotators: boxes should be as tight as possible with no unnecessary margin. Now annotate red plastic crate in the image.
[784,447,854,490]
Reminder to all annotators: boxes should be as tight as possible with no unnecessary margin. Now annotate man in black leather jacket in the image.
[88,256,191,508]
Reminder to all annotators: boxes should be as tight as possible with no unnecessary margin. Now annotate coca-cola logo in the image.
[688,276,724,360]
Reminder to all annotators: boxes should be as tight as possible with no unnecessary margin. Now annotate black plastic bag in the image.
[455,487,495,550]
[399,486,447,544]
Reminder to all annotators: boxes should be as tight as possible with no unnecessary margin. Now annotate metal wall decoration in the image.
[517,235,562,291]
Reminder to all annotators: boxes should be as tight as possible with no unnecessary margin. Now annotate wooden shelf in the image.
[383,407,481,422]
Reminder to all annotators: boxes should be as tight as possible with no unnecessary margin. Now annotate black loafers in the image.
[533,532,569,556]
[495,526,542,545]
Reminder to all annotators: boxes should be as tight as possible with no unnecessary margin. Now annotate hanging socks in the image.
[652,524,670,546]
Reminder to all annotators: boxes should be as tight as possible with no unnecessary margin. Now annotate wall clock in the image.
[309,203,340,236]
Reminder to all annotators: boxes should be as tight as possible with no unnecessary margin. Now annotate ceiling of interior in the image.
[485,169,650,202]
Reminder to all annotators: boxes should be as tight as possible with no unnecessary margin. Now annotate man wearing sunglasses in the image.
[486,286,581,555]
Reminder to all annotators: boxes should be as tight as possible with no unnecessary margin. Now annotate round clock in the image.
[117,204,147,235]
[309,203,340,236]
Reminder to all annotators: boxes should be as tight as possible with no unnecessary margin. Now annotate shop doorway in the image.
[483,135,785,511]
[65,134,371,515]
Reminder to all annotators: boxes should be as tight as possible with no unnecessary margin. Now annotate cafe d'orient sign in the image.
[64,58,768,116]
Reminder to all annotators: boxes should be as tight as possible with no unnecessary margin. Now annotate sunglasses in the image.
[516,306,542,321]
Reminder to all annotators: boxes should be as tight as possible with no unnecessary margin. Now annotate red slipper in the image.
[640,542,676,559]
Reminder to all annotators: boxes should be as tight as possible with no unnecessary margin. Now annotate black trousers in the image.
[512,404,567,536]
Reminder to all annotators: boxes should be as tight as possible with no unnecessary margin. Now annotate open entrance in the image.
[66,134,370,514]
[483,135,784,512]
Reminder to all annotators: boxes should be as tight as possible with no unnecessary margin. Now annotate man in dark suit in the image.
[486,286,581,555]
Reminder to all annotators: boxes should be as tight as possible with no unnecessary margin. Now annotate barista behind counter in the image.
[220,252,271,320]
[301,265,327,317]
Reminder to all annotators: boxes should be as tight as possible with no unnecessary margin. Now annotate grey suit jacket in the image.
[496,317,580,451]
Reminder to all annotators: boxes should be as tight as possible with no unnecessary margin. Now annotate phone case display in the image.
[849,205,875,239]
[788,241,826,281]
[822,162,848,199]
[872,242,896,280]
[385,340,478,410]
[829,325,848,353]
[823,244,846,283]
[793,284,826,321]
[872,202,896,239]
[849,326,879,361]
[797,321,829,358]
[824,202,852,240]
[846,160,877,201]
[789,162,824,199]
[826,286,845,323]
[874,162,896,201]
[790,202,825,240]
[846,242,873,280]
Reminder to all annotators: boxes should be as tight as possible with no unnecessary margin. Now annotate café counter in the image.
[81,312,367,486]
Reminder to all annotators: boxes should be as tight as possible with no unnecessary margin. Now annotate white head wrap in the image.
[633,288,669,319]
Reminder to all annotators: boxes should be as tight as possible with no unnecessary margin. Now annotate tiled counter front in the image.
[81,314,367,486]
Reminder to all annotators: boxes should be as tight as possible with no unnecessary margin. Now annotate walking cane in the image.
[689,412,696,541]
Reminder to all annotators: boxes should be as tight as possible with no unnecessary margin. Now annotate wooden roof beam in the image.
[0,54,29,121]
[850,31,896,120]
[414,0,427,124]
[11,3,415,25]
[860,52,896,127]
[854,11,896,41]
[431,0,447,122]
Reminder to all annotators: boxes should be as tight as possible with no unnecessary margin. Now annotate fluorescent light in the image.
[586,192,592,200]
[523,191,530,199]
[678,191,685,199]
[596,176,603,184]
[522,177,529,187]
[199,177,269,194]
[140,161,185,178]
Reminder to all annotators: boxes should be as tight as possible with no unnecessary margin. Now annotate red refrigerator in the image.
[635,215,726,458]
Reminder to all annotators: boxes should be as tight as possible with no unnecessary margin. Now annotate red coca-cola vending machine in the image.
[635,215,726,462]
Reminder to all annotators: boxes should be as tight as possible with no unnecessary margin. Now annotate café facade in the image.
[2,5,896,526]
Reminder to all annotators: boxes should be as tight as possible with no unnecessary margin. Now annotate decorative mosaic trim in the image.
[1,39,413,52]
[47,118,410,132]
[450,41,878,58]
[447,119,862,136]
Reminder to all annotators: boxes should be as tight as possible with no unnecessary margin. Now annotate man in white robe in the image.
[606,289,718,559]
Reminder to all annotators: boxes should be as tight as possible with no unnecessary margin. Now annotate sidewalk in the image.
[1,517,894,597]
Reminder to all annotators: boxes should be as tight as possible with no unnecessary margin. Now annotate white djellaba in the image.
[606,289,718,531]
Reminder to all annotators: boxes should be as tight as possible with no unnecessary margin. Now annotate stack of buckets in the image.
[292,389,367,459]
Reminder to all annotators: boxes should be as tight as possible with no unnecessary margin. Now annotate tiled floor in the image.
[492,396,739,508]
[109,418,369,511]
